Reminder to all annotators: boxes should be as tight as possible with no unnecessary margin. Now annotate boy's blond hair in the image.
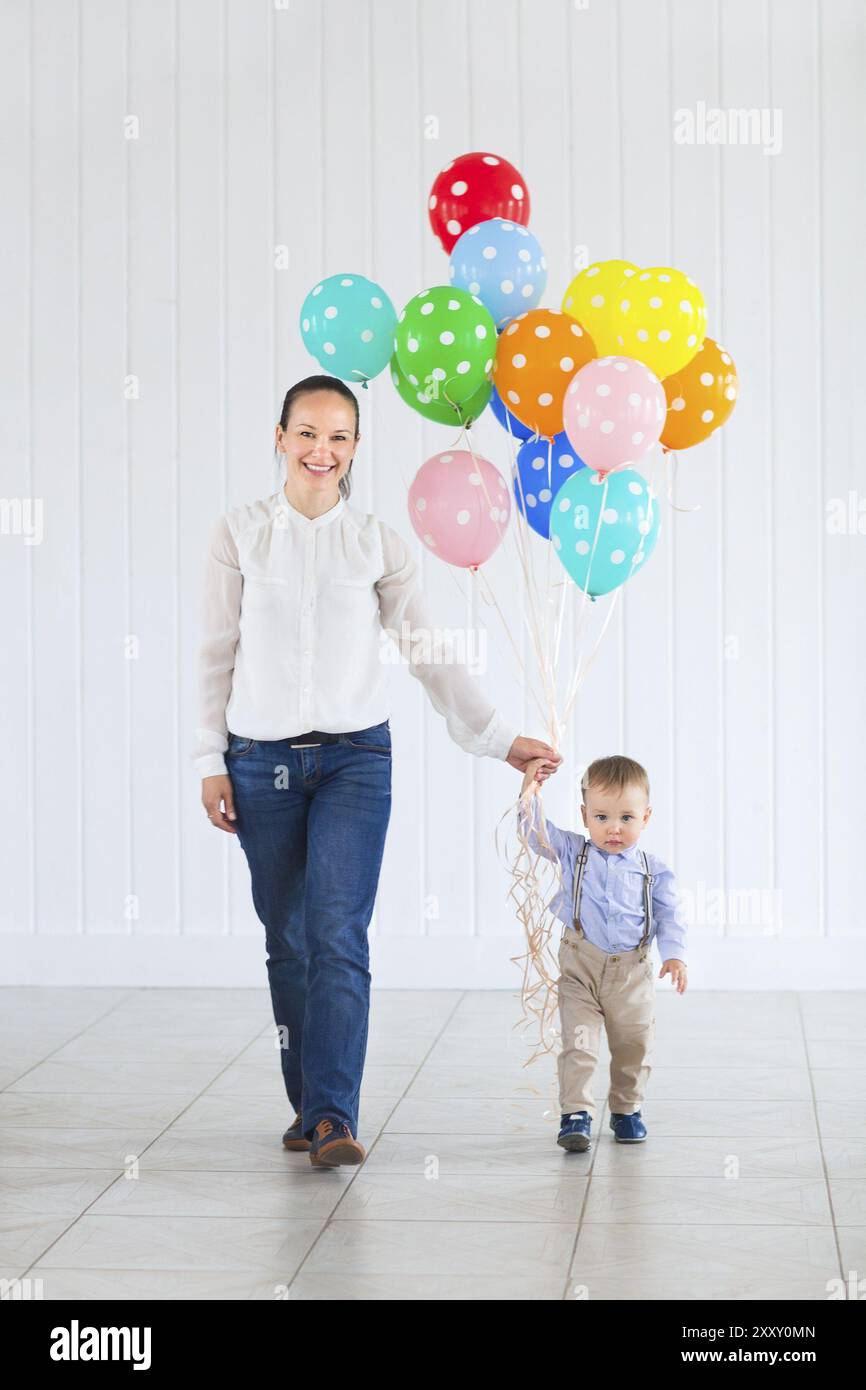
[580,755,651,807]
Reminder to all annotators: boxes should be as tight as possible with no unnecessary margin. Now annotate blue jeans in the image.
[226,721,392,1141]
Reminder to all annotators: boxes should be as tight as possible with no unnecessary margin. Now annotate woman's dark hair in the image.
[276,375,361,501]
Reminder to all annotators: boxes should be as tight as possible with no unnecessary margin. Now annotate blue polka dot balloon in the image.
[550,467,661,597]
[449,218,547,330]
[300,273,397,384]
[513,432,587,539]
[488,384,534,441]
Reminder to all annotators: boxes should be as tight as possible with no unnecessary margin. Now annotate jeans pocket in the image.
[227,734,256,757]
[343,723,391,755]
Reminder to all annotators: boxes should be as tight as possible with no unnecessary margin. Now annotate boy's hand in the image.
[660,959,687,994]
[507,737,562,780]
[520,756,552,797]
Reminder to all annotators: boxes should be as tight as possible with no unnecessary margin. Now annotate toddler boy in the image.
[519,754,687,1151]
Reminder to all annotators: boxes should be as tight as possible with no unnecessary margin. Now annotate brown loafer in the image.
[308,1117,366,1167]
[282,1113,311,1151]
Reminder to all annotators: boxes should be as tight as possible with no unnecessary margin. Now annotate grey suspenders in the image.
[568,837,654,953]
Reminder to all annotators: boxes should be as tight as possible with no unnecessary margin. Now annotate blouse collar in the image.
[273,489,345,530]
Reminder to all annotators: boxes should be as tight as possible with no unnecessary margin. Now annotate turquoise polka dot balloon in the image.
[300,273,397,383]
[549,467,660,598]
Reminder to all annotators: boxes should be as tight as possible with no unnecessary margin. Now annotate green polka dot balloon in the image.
[300,273,397,383]
[394,286,496,407]
[390,351,491,426]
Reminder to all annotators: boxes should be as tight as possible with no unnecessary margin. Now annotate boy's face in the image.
[581,781,652,853]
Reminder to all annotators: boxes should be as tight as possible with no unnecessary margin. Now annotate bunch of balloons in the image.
[298,149,739,596]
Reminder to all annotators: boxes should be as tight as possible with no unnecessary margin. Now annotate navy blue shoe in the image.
[557,1110,592,1152]
[609,1110,647,1142]
[281,1113,310,1152]
[308,1117,366,1167]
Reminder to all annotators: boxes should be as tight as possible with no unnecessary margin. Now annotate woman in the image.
[193,374,561,1168]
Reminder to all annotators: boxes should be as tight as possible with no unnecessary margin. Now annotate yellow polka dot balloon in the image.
[561,259,638,356]
[612,266,707,377]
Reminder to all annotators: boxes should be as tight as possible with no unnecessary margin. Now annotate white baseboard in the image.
[3,934,865,990]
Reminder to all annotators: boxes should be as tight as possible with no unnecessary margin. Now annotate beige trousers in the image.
[557,925,655,1118]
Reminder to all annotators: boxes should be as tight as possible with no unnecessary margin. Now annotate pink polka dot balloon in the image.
[563,355,666,474]
[408,449,511,568]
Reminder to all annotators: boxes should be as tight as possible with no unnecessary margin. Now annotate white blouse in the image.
[190,488,520,778]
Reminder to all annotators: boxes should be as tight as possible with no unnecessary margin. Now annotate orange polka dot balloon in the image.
[493,308,595,440]
[660,338,738,451]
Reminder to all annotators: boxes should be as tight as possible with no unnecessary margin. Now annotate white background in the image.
[2,0,864,988]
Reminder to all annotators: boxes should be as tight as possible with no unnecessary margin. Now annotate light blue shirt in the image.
[519,800,688,963]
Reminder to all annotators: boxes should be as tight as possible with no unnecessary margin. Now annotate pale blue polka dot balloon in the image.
[300,273,397,383]
[449,218,547,330]
[550,467,661,597]
[513,432,586,539]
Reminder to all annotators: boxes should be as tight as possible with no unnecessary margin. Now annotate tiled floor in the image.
[0,987,862,1300]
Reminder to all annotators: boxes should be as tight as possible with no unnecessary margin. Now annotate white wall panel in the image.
[2,0,864,986]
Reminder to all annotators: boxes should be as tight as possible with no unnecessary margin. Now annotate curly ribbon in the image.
[494,784,568,1067]
[661,445,701,513]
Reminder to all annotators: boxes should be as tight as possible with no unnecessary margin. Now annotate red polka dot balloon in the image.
[428,152,531,255]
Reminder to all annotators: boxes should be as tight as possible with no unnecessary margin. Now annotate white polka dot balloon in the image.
[550,466,661,598]
[407,450,511,568]
[563,262,707,378]
[427,151,531,254]
[562,356,666,474]
[299,272,397,383]
[492,308,595,439]
[660,337,739,450]
[394,287,496,407]
[612,266,707,377]
[449,217,548,329]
